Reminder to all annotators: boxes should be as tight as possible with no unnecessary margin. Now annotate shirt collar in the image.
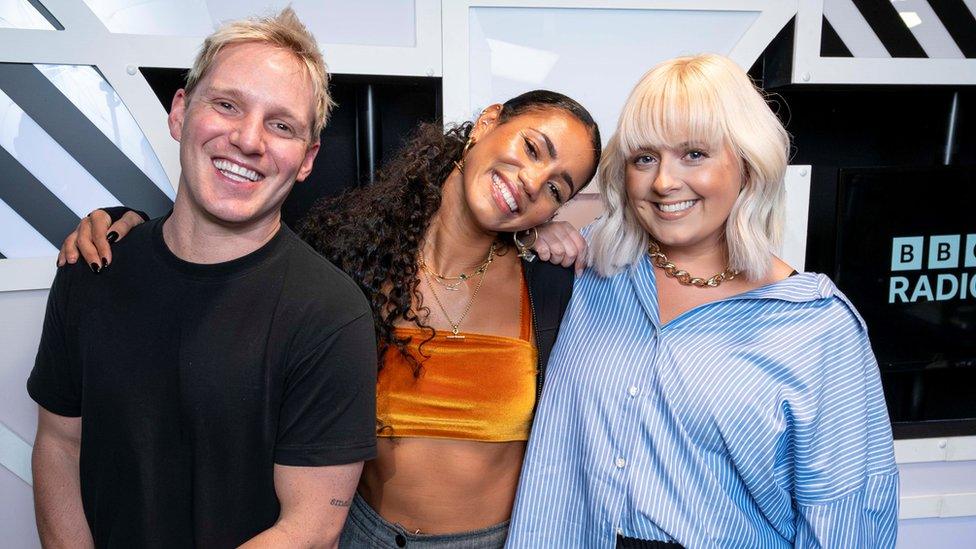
[627,253,835,328]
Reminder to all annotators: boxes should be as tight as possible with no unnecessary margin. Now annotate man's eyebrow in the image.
[205,86,308,128]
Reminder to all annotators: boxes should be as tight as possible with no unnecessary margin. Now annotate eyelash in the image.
[524,138,539,161]
[547,182,563,203]
[634,154,656,166]
[633,150,707,165]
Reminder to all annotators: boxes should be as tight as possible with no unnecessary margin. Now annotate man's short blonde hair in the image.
[184,7,333,140]
[589,53,790,280]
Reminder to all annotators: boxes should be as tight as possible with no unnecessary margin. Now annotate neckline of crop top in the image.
[376,274,537,442]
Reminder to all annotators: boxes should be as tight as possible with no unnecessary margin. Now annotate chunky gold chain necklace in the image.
[647,240,739,288]
[418,243,496,291]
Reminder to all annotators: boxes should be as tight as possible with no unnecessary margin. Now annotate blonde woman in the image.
[507,54,898,548]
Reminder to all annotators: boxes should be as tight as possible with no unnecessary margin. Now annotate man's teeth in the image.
[658,200,697,213]
[492,173,518,213]
[213,159,261,182]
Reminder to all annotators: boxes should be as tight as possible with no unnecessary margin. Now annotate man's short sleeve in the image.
[27,266,82,417]
[274,311,377,466]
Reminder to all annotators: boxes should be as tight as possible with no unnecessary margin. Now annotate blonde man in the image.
[28,9,376,547]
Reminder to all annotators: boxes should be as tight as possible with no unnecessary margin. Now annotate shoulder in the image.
[277,226,372,321]
[798,273,869,334]
[524,258,575,290]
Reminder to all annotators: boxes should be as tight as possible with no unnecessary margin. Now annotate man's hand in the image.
[534,220,589,276]
[32,408,93,549]
[58,209,146,270]
[240,462,363,548]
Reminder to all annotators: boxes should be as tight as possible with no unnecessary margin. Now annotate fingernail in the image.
[90,262,100,274]
[106,231,119,244]
[101,257,108,268]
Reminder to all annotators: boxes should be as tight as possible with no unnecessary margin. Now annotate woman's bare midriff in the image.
[358,437,527,534]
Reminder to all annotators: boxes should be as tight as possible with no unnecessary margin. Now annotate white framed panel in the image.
[793,0,976,85]
[0,257,56,292]
[782,165,810,272]
[444,0,797,137]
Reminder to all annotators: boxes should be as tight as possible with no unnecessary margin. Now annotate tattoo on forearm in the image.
[330,498,351,507]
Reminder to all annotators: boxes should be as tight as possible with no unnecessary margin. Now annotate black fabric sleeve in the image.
[101,206,149,224]
[274,311,377,466]
[26,266,82,417]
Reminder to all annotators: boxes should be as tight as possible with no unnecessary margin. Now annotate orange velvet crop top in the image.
[376,277,538,442]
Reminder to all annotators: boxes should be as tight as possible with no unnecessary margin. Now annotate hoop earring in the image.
[452,137,476,173]
[513,227,538,262]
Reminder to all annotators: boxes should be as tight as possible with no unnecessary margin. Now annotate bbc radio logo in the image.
[889,234,976,303]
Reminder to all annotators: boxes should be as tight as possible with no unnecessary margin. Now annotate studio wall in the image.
[2,1,975,547]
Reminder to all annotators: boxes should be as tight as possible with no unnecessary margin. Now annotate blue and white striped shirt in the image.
[508,255,899,548]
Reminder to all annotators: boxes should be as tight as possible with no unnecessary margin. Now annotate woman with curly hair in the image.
[60,89,602,548]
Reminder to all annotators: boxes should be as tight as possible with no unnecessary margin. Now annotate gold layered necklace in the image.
[418,243,496,291]
[419,243,496,339]
[647,240,739,288]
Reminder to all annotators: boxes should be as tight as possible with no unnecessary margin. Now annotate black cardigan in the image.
[521,258,576,402]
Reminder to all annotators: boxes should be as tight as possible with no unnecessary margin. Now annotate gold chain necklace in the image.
[418,243,496,291]
[420,246,494,339]
[647,240,739,288]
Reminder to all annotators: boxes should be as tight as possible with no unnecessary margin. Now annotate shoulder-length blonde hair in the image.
[589,53,789,279]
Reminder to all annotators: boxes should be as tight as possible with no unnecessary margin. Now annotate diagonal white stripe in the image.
[0,87,122,217]
[0,421,32,486]
[823,0,891,58]
[965,0,976,19]
[0,196,58,258]
[35,64,174,199]
[896,0,965,58]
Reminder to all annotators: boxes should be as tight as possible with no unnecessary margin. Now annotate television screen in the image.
[834,166,976,436]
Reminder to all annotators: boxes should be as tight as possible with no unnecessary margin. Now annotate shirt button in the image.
[628,385,639,397]
[615,457,626,469]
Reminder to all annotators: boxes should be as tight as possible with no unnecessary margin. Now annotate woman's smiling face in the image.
[624,139,744,255]
[458,107,597,233]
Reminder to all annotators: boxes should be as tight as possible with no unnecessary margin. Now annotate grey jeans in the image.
[339,493,509,548]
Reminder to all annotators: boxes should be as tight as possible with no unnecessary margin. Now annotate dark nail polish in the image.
[101,257,108,268]
[107,231,119,243]
[90,262,100,274]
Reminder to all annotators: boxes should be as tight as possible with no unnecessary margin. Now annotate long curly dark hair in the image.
[300,90,601,375]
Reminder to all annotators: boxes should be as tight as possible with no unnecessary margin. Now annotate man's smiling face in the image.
[168,41,320,227]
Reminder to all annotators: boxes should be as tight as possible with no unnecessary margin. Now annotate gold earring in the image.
[453,137,475,173]
[513,227,538,262]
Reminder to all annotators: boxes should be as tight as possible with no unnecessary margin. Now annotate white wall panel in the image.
[465,7,758,143]
[444,1,796,157]
[0,0,56,29]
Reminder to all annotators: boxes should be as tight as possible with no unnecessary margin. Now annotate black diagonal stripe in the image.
[0,63,173,217]
[851,0,927,57]
[821,16,854,57]
[0,251,6,259]
[0,146,80,248]
[929,0,976,58]
[26,0,64,30]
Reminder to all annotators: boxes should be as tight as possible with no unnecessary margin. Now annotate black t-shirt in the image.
[27,215,377,548]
